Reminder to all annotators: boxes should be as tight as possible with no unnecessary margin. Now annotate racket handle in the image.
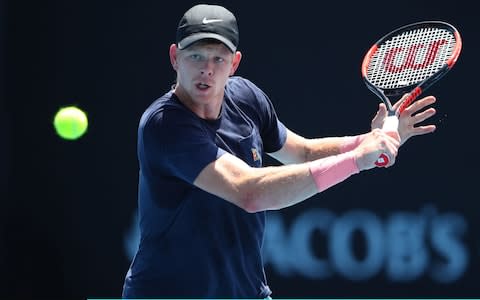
[375,115,399,167]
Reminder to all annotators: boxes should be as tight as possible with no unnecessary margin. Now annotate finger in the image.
[409,124,437,136]
[371,103,388,129]
[405,96,436,112]
[386,139,399,167]
[392,93,410,111]
[383,148,397,168]
[402,96,436,115]
[386,155,396,168]
[411,107,437,124]
[376,132,399,167]
[376,103,388,117]
[387,130,401,144]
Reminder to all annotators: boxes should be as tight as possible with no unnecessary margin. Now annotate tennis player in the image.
[122,4,437,298]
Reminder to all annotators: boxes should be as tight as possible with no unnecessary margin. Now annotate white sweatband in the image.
[309,152,360,193]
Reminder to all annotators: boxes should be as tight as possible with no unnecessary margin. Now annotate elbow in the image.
[236,190,267,213]
[227,173,277,213]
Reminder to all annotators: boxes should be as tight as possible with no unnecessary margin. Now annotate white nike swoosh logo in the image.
[202,17,223,24]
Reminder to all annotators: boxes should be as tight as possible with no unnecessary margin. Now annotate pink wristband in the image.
[340,134,365,153]
[309,152,360,193]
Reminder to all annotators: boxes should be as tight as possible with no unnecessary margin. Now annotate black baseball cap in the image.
[176,4,239,52]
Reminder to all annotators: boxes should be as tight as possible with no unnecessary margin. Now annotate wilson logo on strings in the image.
[383,39,448,73]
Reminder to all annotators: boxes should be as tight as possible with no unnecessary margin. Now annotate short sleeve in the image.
[140,108,226,184]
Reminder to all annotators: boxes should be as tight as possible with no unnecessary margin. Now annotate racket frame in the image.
[361,21,462,115]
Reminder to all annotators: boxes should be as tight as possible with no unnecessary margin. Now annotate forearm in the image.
[338,133,368,153]
[244,152,359,211]
[237,163,318,212]
[303,134,367,161]
[212,152,359,212]
[271,130,367,164]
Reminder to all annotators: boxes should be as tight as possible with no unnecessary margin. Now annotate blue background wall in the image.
[2,0,479,298]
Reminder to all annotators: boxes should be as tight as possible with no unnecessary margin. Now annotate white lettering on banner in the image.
[262,206,469,283]
[123,205,469,283]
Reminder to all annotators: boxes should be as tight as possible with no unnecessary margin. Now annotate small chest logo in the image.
[251,148,260,162]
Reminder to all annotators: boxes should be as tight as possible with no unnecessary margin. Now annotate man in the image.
[122,4,437,298]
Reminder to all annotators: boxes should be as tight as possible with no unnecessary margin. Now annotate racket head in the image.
[361,21,462,113]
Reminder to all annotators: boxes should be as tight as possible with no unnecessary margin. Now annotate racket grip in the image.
[375,115,399,167]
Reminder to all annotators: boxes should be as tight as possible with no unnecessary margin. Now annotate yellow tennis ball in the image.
[53,106,88,140]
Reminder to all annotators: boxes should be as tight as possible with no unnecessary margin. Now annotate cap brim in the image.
[177,32,236,52]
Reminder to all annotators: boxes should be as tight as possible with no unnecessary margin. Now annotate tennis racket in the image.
[361,21,462,167]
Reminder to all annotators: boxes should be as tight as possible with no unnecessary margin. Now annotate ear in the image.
[169,43,178,70]
[229,51,242,76]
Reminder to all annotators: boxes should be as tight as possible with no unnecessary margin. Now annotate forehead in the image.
[181,39,233,54]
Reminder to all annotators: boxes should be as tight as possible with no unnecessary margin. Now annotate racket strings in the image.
[367,27,456,89]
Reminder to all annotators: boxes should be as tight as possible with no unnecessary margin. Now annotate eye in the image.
[190,54,203,61]
[214,57,225,63]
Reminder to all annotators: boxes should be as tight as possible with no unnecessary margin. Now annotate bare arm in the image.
[193,95,437,213]
[268,129,349,164]
[193,128,399,213]
[194,152,318,213]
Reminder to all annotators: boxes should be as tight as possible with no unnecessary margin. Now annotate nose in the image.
[200,59,214,76]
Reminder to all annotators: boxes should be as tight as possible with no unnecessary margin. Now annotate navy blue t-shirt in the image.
[122,76,287,298]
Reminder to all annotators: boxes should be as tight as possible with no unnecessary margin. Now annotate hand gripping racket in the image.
[361,21,462,166]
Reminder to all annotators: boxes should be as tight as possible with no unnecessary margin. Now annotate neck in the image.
[173,84,222,120]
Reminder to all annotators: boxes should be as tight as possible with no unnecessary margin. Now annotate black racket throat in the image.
[365,63,451,114]
[365,81,411,112]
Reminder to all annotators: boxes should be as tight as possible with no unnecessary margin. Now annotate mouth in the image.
[196,82,211,90]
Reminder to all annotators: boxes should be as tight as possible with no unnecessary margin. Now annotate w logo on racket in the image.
[383,39,449,73]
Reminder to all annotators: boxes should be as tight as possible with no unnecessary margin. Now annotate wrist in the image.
[309,152,360,193]
[340,134,366,153]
